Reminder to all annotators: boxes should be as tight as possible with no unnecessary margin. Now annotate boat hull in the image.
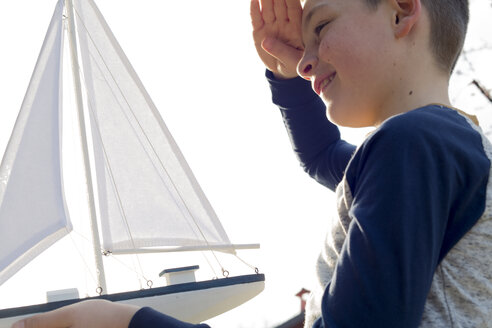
[0,274,265,327]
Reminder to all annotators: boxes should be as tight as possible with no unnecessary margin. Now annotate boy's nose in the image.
[297,53,317,81]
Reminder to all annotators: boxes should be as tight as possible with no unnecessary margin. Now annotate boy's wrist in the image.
[266,69,298,81]
[270,70,298,81]
[266,70,319,108]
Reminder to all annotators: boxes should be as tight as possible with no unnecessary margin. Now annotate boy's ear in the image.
[390,0,422,38]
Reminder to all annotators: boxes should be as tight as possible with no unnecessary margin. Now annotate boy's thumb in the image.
[262,37,303,69]
[261,37,277,53]
[11,321,24,328]
[11,310,70,328]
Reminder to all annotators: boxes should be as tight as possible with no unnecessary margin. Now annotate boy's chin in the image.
[326,107,375,128]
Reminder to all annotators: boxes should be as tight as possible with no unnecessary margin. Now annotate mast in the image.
[65,0,108,294]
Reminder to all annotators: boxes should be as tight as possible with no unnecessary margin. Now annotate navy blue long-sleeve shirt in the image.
[129,307,210,328]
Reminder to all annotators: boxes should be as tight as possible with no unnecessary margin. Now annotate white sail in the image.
[0,0,71,285]
[71,0,235,253]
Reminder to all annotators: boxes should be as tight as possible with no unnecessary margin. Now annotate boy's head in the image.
[297,0,469,127]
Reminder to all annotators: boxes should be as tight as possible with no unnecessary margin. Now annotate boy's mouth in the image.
[314,72,337,95]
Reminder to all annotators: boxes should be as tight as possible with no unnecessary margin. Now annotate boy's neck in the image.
[374,66,451,126]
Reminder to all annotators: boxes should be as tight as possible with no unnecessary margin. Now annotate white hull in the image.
[0,274,265,327]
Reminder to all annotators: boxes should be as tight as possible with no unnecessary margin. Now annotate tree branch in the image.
[472,80,492,104]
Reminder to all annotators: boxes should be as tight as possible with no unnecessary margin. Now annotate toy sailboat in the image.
[0,0,264,326]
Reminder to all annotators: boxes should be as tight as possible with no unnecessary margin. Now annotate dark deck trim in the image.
[0,273,265,318]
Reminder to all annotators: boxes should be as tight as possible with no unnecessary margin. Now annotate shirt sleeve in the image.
[312,109,489,328]
[128,307,211,328]
[266,70,356,191]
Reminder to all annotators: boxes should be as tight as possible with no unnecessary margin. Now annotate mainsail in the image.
[0,1,71,286]
[72,0,234,254]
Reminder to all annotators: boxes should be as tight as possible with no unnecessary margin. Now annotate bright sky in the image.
[0,1,491,328]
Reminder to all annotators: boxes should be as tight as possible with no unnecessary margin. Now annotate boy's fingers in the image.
[260,0,276,23]
[250,0,264,30]
[12,309,72,328]
[273,0,288,24]
[286,0,302,26]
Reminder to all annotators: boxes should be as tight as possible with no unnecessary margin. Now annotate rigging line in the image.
[66,8,139,264]
[200,251,219,278]
[61,62,98,287]
[70,3,179,270]
[72,227,147,289]
[233,254,259,273]
[72,29,200,258]
[105,253,151,285]
[68,231,98,287]
[71,7,204,245]
[74,55,147,281]
[70,6,226,278]
[71,5,230,263]
[72,228,149,287]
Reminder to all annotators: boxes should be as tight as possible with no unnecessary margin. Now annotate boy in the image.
[12,0,492,327]
[252,0,492,327]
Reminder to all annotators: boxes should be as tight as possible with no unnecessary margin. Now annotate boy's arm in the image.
[267,71,355,190]
[252,0,355,189]
[11,301,211,328]
[314,125,437,327]
[11,300,140,328]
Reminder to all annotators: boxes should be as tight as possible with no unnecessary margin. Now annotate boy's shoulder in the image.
[380,104,473,135]
[347,104,487,182]
[367,104,480,150]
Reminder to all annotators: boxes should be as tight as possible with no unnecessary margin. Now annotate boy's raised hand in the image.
[251,0,304,79]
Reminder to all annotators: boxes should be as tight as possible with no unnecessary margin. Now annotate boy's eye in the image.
[314,21,330,36]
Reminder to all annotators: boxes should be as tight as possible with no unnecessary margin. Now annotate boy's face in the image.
[299,0,397,127]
